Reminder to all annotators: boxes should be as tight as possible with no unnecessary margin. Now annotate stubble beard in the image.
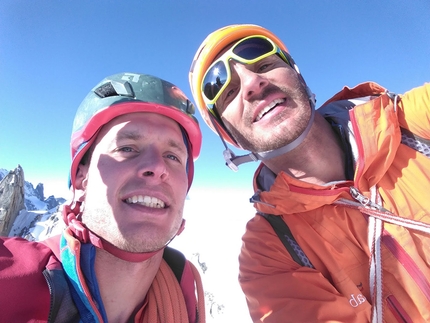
[224,83,311,153]
[81,201,184,253]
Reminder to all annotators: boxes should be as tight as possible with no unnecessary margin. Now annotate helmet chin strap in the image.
[62,202,185,262]
[214,87,316,171]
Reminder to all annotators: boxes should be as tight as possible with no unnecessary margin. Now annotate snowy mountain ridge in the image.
[0,166,66,240]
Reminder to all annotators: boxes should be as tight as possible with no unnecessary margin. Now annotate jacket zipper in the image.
[386,295,412,323]
[349,187,390,212]
[73,247,105,322]
[382,232,430,302]
[43,270,55,323]
[62,234,105,323]
[350,187,430,313]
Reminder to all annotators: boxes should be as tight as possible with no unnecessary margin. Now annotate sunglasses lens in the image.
[203,61,228,101]
[232,37,274,59]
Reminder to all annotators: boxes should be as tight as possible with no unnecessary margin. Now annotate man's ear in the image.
[74,164,89,203]
[75,163,89,191]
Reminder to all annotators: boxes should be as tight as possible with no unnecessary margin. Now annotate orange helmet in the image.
[189,24,293,148]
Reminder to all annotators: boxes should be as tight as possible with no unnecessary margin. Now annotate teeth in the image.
[125,195,165,208]
[256,98,285,121]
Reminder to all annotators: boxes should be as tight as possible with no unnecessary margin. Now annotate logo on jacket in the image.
[349,293,367,308]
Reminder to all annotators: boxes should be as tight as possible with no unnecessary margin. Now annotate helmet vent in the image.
[94,81,134,98]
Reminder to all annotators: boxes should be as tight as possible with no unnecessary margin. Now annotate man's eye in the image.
[118,146,135,153]
[166,154,180,162]
[258,63,270,73]
[217,87,236,113]
[226,88,236,98]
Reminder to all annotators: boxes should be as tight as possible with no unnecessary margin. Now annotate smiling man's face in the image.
[75,112,189,253]
[218,54,311,153]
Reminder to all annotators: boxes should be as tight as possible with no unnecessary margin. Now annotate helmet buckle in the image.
[223,148,239,172]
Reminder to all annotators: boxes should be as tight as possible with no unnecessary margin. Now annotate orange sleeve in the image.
[238,215,371,323]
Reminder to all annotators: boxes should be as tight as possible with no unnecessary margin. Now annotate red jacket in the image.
[239,83,430,322]
[0,233,203,322]
[0,237,54,322]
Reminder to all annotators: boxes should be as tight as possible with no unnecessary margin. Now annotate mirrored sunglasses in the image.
[201,35,289,112]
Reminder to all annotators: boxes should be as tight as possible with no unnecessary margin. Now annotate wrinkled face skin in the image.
[75,112,189,253]
[215,54,311,152]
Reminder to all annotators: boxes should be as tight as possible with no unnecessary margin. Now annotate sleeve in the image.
[0,237,51,322]
[398,82,430,139]
[238,215,371,323]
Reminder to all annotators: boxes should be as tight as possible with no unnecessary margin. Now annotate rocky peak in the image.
[0,166,66,239]
[35,183,45,201]
[0,165,25,236]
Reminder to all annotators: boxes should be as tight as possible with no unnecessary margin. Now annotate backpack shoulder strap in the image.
[259,212,314,268]
[400,127,430,158]
[386,90,430,158]
[163,246,186,282]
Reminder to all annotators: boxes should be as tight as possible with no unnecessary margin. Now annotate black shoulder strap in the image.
[163,246,200,323]
[163,246,186,282]
[44,268,80,323]
[260,213,313,268]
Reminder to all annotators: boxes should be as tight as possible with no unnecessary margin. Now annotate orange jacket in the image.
[239,82,430,322]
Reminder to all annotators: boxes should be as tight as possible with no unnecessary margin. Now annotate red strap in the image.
[62,204,164,262]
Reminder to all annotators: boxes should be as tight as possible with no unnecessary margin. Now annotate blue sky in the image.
[1,0,429,199]
[1,2,429,321]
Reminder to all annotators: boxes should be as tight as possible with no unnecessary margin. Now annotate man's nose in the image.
[232,62,269,101]
[137,148,168,181]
